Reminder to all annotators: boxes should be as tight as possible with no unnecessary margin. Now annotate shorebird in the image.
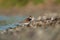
[26,16,35,21]
[20,16,35,27]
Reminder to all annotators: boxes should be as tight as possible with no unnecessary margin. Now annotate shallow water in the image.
[0,16,26,30]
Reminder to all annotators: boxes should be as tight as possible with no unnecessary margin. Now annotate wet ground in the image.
[0,23,60,40]
[0,15,60,40]
[0,16,26,30]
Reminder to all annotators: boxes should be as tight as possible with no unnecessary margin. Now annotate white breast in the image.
[31,17,35,21]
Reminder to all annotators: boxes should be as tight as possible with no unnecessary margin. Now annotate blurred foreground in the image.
[0,24,60,40]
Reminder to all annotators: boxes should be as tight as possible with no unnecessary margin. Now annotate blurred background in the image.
[0,0,60,40]
[0,0,60,16]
